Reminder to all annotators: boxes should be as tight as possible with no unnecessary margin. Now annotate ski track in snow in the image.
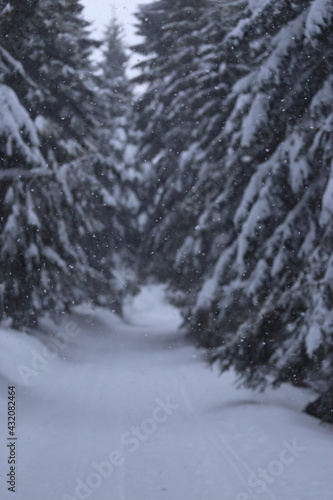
[0,284,333,500]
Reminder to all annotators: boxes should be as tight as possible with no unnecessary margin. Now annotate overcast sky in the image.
[81,0,148,46]
[81,0,151,74]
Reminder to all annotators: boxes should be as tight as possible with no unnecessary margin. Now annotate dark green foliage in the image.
[134,0,333,423]
[0,1,135,326]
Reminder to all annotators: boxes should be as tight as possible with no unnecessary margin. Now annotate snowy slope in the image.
[0,285,332,500]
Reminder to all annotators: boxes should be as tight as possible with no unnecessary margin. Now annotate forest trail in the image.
[0,285,333,500]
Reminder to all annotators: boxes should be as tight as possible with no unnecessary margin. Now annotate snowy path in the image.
[0,285,333,500]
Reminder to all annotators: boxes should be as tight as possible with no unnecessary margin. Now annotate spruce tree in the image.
[185,0,333,422]
[134,0,333,422]
[90,15,140,294]
[132,0,214,279]
[0,0,124,326]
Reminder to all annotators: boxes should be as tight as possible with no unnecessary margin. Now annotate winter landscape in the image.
[0,0,333,499]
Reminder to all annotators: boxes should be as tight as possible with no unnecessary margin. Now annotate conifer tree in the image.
[0,0,125,326]
[185,0,333,422]
[91,15,140,290]
[132,0,214,278]
[134,0,333,422]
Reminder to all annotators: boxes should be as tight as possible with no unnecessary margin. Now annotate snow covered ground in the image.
[0,285,332,500]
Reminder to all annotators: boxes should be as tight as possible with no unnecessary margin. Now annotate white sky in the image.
[81,0,148,47]
[81,0,151,74]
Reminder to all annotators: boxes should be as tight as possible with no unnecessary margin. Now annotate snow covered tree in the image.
[1,0,101,162]
[83,15,141,296]
[134,0,333,422]
[161,0,248,287]
[132,0,218,278]
[98,16,132,151]
[0,0,128,327]
[183,0,333,423]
